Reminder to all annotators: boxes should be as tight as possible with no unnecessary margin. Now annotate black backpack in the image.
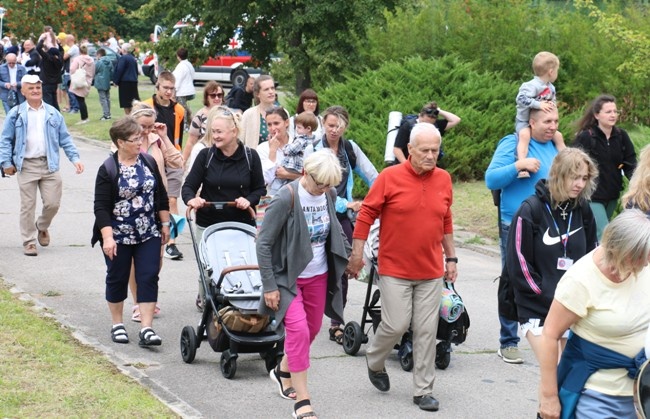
[225,86,242,108]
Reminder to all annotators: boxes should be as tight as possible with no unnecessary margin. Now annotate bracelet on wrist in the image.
[445,257,458,263]
[161,221,170,227]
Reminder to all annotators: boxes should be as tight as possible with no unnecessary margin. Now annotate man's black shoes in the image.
[413,395,440,411]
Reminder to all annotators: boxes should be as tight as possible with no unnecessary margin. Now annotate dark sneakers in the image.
[366,356,390,392]
[413,395,440,411]
[164,243,183,260]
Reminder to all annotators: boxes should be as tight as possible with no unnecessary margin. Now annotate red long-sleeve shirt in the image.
[353,160,453,280]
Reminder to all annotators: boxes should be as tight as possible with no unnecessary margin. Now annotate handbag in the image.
[216,306,269,334]
[71,64,88,89]
[6,90,17,108]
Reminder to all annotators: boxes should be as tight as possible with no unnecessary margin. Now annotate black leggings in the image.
[74,94,88,120]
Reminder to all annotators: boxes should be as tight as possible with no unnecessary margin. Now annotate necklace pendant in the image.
[560,209,567,221]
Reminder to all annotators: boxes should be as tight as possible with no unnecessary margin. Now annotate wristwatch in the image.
[445,257,458,263]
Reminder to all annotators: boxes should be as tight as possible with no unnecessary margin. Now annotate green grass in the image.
[0,281,177,417]
[452,180,499,242]
[61,77,205,143]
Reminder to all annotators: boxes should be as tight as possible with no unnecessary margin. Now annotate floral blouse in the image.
[112,156,160,244]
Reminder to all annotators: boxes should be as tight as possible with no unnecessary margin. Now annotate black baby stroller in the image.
[342,222,470,370]
[179,202,284,379]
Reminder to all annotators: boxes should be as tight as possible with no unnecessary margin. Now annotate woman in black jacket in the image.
[506,148,598,365]
[93,117,170,347]
[182,106,266,309]
[572,94,637,240]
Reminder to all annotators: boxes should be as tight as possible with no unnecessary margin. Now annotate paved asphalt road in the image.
[0,137,540,418]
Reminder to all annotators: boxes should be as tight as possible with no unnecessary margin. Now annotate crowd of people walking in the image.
[3,38,650,419]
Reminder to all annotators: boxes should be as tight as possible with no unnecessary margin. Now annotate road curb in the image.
[6,283,203,418]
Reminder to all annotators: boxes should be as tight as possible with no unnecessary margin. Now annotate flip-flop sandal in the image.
[270,366,296,400]
[131,305,141,322]
[111,324,129,344]
[329,327,344,345]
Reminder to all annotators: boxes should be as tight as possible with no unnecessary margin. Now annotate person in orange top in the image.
[346,123,458,413]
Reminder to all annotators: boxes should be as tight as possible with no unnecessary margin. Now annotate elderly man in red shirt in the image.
[347,122,458,412]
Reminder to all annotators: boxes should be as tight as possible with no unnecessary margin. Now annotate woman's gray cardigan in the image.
[256,179,351,325]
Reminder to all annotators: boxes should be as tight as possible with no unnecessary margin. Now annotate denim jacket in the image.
[0,100,80,172]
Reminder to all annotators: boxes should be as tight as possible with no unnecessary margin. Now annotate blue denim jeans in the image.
[499,222,520,348]
[63,74,79,111]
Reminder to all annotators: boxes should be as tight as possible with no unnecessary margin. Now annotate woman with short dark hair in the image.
[92,116,170,347]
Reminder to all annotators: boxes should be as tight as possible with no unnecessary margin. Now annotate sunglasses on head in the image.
[208,92,224,99]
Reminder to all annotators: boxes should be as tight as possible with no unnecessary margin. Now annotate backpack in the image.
[389,113,445,161]
[225,86,242,108]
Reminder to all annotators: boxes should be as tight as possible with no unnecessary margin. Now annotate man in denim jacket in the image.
[0,74,84,256]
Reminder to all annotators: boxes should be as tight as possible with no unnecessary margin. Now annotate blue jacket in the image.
[113,53,139,84]
[0,101,81,172]
[0,63,27,103]
[94,56,114,91]
[485,133,557,225]
[557,332,646,419]
[314,138,378,214]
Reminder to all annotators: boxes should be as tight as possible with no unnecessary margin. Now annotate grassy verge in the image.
[0,281,177,417]
[452,180,499,242]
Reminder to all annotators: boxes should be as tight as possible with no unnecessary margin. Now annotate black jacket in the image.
[572,126,636,202]
[92,152,169,247]
[36,39,63,85]
[505,180,598,324]
[181,143,265,227]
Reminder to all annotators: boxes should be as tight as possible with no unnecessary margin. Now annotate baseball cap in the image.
[21,74,42,84]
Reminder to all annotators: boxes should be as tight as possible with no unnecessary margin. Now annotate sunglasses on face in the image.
[424,107,439,117]
[208,92,224,99]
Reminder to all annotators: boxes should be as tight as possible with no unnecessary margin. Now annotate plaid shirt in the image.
[281,134,314,173]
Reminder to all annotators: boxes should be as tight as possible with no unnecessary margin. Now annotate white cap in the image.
[21,74,42,84]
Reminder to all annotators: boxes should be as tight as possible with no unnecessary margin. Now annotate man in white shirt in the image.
[172,47,196,132]
[0,74,84,256]
[0,53,26,114]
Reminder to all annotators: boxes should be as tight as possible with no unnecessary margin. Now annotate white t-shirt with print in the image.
[297,182,330,278]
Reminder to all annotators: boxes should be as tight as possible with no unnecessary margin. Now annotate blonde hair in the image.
[129,100,156,120]
[203,106,241,147]
[547,148,598,208]
[532,51,560,76]
[304,149,342,187]
[600,209,650,280]
[622,144,650,213]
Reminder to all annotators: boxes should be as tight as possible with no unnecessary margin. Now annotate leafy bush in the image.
[361,0,650,126]
[314,55,516,183]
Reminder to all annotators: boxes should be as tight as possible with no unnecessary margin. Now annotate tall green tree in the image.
[142,0,400,93]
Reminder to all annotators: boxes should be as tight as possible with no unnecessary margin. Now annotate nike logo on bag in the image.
[542,228,583,246]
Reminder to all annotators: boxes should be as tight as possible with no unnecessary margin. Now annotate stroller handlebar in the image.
[185,201,256,222]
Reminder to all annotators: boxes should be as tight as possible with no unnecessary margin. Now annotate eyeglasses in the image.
[208,92,224,99]
[157,85,175,92]
[140,124,155,132]
[121,136,143,143]
[309,173,331,189]
[304,99,317,104]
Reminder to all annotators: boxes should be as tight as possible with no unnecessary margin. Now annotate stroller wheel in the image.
[220,350,237,379]
[400,352,414,372]
[435,341,451,370]
[343,321,364,356]
[180,326,198,363]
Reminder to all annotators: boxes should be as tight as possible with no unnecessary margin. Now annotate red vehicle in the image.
[141,22,262,87]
